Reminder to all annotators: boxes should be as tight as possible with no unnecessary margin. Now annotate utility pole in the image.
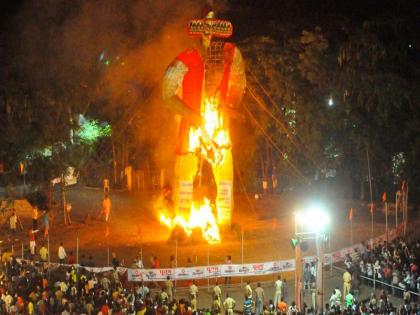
[316,235,325,312]
[366,147,374,244]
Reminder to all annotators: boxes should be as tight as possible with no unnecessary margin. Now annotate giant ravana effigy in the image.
[161,9,246,243]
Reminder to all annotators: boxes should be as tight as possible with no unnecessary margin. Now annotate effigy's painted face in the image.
[201,20,213,49]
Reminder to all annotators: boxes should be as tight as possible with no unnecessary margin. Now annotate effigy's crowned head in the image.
[188,7,233,48]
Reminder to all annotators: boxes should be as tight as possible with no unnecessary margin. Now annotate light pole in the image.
[293,204,330,313]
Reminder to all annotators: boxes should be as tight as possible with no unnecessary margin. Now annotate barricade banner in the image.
[17,224,404,282]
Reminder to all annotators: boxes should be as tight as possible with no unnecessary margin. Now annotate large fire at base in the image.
[159,198,221,244]
[158,97,230,244]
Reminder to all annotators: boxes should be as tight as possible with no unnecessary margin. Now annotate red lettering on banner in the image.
[253,264,264,271]
[159,269,172,276]
[207,266,219,273]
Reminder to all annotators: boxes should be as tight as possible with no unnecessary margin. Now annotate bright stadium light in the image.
[294,202,330,313]
[295,203,330,233]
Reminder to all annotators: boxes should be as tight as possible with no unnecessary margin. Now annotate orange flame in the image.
[159,198,221,244]
[159,98,229,244]
[188,97,231,166]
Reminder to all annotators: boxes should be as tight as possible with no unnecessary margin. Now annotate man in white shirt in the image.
[58,242,67,264]
[2,291,13,313]
[190,280,198,301]
[254,282,264,315]
[137,282,149,299]
[274,276,283,313]
[224,294,236,315]
[214,281,222,304]
[244,281,252,299]
[329,290,338,310]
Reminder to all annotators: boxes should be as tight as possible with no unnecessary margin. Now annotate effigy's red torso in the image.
[174,42,236,154]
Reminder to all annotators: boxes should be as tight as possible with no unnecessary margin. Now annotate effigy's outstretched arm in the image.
[162,60,202,126]
[165,95,203,126]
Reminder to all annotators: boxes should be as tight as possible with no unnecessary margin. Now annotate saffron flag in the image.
[348,208,353,221]
[382,192,387,203]
[370,203,374,214]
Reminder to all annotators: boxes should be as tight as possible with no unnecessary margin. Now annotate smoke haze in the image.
[9,0,229,171]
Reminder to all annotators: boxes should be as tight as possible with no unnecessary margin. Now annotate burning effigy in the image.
[161,8,246,243]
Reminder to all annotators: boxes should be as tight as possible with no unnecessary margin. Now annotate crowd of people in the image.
[2,199,420,314]
[321,237,420,314]
[0,237,418,315]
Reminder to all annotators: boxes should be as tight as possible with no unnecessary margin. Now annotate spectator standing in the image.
[343,269,352,297]
[255,282,264,315]
[58,242,67,264]
[345,290,354,309]
[274,276,283,312]
[165,276,174,302]
[352,270,360,301]
[287,301,298,315]
[277,297,287,314]
[334,287,342,308]
[223,293,236,315]
[310,262,316,286]
[245,280,253,299]
[28,228,36,257]
[68,251,76,264]
[243,297,253,315]
[383,264,392,291]
[153,256,160,269]
[112,252,120,268]
[9,210,18,235]
[102,195,112,222]
[213,280,222,304]
[329,290,338,310]
[212,295,222,315]
[160,287,169,304]
[282,278,288,303]
[138,281,149,299]
[135,255,144,268]
[310,283,316,311]
[190,280,198,302]
[303,264,311,290]
[39,243,48,262]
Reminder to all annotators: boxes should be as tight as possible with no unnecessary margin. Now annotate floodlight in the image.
[295,203,330,234]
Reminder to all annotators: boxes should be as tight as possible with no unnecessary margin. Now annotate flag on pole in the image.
[382,192,387,203]
[349,208,353,221]
[370,203,374,214]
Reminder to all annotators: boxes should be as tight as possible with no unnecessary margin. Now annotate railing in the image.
[332,265,420,298]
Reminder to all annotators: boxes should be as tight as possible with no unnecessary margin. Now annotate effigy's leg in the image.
[213,149,233,226]
[174,153,198,216]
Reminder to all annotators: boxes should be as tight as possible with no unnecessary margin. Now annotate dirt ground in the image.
[2,187,396,272]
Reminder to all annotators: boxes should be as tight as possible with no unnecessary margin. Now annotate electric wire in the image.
[242,102,312,185]
[247,70,322,172]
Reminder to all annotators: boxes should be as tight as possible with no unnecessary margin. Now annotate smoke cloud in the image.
[10,0,230,172]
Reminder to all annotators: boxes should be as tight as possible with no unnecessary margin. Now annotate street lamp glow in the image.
[328,97,334,107]
[295,203,330,233]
